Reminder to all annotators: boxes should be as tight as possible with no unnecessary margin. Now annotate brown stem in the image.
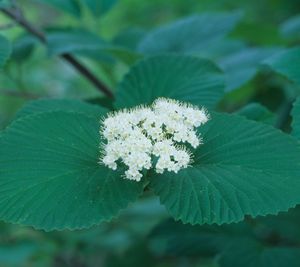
[0,89,41,99]
[62,54,114,98]
[0,7,114,99]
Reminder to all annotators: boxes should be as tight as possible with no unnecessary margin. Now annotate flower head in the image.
[100,98,209,181]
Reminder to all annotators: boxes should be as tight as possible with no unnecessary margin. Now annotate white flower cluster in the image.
[100,98,209,181]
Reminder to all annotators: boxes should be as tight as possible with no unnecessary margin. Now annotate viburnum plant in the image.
[0,53,300,232]
[1,2,300,244]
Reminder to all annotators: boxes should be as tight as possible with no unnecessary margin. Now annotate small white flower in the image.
[100,98,209,181]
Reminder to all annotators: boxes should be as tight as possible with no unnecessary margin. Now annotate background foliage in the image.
[1,0,300,266]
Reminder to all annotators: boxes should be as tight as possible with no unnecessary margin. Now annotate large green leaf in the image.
[0,111,143,230]
[15,98,108,120]
[291,97,300,139]
[138,13,241,54]
[37,0,81,16]
[219,47,280,91]
[0,35,11,68]
[114,55,224,110]
[264,47,300,85]
[150,112,300,225]
[84,0,118,16]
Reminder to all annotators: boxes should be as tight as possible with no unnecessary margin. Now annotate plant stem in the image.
[0,7,114,99]
[0,89,41,99]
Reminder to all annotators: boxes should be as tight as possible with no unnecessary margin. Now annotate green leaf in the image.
[114,55,224,110]
[291,97,300,139]
[219,47,280,92]
[113,28,146,50]
[107,29,146,65]
[138,13,241,54]
[264,47,300,85]
[15,98,108,120]
[47,29,106,56]
[236,103,275,125]
[47,29,137,64]
[0,0,12,8]
[280,15,300,40]
[84,0,118,16]
[232,21,282,46]
[150,112,300,225]
[0,111,143,230]
[0,242,38,266]
[37,0,81,17]
[0,35,11,68]
[86,96,114,110]
[103,46,142,65]
[219,238,300,267]
[11,35,37,62]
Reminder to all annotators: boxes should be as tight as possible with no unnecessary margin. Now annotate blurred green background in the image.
[1,0,300,266]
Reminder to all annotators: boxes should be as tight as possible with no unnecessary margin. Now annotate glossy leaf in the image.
[138,13,241,54]
[114,55,224,110]
[264,47,300,85]
[219,47,280,91]
[0,111,143,230]
[150,112,300,225]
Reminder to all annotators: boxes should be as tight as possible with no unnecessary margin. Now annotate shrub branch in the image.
[0,7,114,99]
